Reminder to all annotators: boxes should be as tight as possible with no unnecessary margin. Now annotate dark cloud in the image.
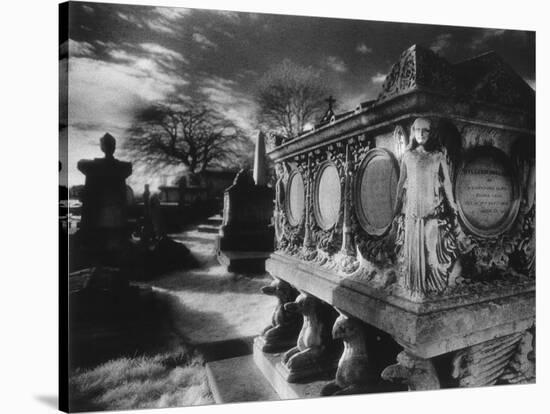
[66,1,535,186]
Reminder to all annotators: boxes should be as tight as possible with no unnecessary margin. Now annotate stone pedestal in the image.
[216,169,274,273]
[252,338,332,399]
[77,133,132,252]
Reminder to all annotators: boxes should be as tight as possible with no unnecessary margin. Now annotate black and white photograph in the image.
[57,1,538,412]
[4,0,546,413]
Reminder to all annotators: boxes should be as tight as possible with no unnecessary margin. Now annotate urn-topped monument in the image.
[77,133,132,248]
[253,45,535,396]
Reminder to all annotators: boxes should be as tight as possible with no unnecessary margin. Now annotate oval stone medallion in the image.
[455,147,519,237]
[286,171,305,226]
[355,149,399,235]
[314,163,341,230]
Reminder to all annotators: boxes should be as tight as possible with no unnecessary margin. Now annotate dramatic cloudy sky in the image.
[60,1,535,188]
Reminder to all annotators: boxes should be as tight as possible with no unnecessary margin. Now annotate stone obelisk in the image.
[216,131,274,273]
[253,131,267,186]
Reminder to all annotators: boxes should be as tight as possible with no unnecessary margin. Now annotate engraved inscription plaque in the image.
[286,171,305,226]
[455,147,519,237]
[314,162,341,230]
[355,148,399,235]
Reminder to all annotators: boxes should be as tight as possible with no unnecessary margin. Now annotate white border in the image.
[1,1,546,413]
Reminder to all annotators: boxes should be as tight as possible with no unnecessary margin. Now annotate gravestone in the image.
[216,133,275,273]
[150,192,166,239]
[77,133,132,250]
[78,134,132,231]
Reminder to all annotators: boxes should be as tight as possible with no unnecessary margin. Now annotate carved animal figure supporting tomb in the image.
[282,293,332,381]
[381,350,440,391]
[321,313,372,396]
[259,278,302,353]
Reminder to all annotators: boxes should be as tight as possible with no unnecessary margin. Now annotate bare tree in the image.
[124,101,253,174]
[256,59,332,140]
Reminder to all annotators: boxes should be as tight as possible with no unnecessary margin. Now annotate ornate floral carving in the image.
[340,137,396,277]
[274,162,288,243]
[291,144,347,265]
[458,199,535,283]
[274,119,535,302]
[276,160,307,255]
[378,45,457,101]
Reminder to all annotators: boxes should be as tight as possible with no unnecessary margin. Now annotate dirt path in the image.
[141,220,276,346]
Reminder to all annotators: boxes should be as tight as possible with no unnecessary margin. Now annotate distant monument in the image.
[77,133,132,248]
[216,132,275,273]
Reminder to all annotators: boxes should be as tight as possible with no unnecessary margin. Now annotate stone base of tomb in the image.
[216,249,272,273]
[255,334,297,354]
[252,338,333,399]
[266,252,535,359]
[205,355,280,404]
[216,226,274,273]
[216,224,275,251]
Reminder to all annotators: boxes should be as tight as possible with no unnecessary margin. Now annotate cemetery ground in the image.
[68,215,276,412]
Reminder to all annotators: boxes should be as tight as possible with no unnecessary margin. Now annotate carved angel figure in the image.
[394,118,462,295]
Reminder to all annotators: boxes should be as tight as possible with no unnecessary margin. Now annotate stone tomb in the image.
[252,45,535,397]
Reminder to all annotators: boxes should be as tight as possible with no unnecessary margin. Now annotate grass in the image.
[69,346,213,412]
[68,218,275,411]
[68,284,214,411]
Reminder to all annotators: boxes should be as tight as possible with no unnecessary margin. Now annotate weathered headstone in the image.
[150,192,166,239]
[77,133,132,242]
[216,169,274,273]
[216,133,275,273]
